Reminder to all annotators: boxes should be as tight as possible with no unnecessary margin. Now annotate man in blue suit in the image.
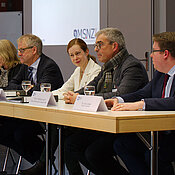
[106,32,175,175]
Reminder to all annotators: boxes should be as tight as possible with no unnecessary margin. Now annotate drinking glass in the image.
[40,83,51,92]
[84,85,95,96]
[22,80,32,95]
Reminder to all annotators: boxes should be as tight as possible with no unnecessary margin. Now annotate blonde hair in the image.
[0,39,20,70]
[17,34,43,56]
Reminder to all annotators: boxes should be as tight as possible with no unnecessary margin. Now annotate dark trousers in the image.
[0,116,44,164]
[114,133,175,175]
[64,129,129,175]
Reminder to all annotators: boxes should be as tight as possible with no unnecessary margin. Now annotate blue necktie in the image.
[28,67,33,83]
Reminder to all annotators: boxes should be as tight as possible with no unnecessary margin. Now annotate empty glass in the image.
[84,85,95,96]
[22,80,32,95]
[40,83,51,92]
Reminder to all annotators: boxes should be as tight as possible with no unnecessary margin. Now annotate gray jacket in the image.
[77,53,149,99]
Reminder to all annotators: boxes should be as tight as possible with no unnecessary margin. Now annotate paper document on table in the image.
[0,89,7,101]
[4,90,16,97]
[73,95,108,112]
[4,90,25,97]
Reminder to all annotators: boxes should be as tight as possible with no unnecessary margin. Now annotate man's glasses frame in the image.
[94,41,113,50]
[17,46,34,54]
[151,49,165,53]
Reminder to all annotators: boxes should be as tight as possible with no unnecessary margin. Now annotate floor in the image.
[0,144,93,175]
[1,144,174,175]
[0,144,30,175]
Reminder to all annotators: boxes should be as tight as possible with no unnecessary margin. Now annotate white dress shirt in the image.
[29,57,41,85]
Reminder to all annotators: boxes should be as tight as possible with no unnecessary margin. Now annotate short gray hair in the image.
[95,28,126,50]
[17,34,43,56]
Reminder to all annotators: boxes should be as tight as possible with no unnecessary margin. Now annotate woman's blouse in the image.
[52,58,101,99]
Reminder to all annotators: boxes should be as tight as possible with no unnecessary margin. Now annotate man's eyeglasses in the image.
[151,49,165,53]
[17,46,34,54]
[94,41,113,50]
[94,42,104,50]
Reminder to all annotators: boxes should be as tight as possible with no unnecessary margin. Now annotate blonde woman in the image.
[52,38,101,99]
[0,39,21,87]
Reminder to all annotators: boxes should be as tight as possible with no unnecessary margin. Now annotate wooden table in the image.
[0,100,175,175]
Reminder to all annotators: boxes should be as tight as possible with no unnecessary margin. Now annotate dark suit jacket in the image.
[8,64,22,82]
[77,54,149,99]
[121,71,175,110]
[5,53,64,94]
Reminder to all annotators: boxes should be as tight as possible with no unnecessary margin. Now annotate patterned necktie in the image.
[161,74,169,98]
[28,67,33,83]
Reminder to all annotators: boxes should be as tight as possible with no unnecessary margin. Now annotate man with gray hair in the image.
[64,27,148,102]
[1,34,64,175]
[6,33,63,91]
[63,28,148,175]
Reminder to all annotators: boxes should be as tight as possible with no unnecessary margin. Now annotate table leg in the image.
[150,131,159,175]
[58,126,62,175]
[46,123,49,175]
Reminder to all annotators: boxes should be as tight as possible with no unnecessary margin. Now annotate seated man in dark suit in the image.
[63,27,149,175]
[1,34,64,175]
[106,32,175,175]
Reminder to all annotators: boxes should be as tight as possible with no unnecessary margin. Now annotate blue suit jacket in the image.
[121,71,175,110]
[5,53,64,94]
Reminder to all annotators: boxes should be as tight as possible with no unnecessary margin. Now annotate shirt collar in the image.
[167,65,175,77]
[29,57,41,70]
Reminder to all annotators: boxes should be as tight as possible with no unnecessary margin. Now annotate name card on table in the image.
[29,91,57,107]
[73,95,108,112]
[0,89,7,101]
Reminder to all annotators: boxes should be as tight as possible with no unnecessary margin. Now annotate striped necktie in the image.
[28,67,33,83]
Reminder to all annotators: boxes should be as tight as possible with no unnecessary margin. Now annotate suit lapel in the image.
[24,65,29,80]
[156,73,165,97]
